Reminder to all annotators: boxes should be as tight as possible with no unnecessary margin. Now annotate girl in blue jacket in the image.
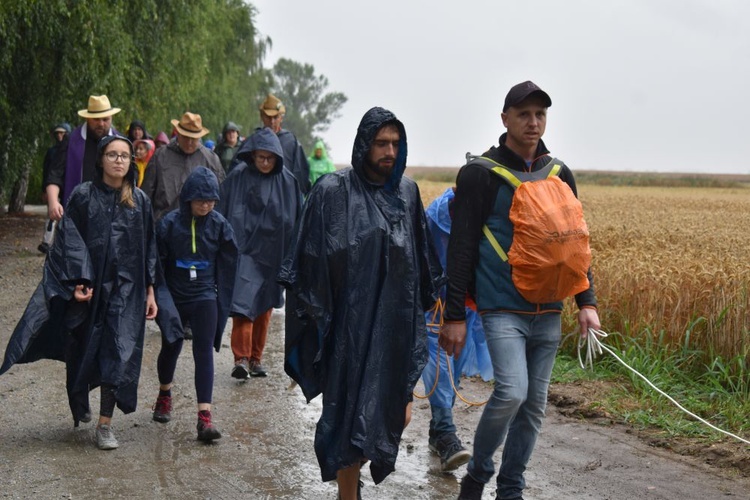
[152,166,238,441]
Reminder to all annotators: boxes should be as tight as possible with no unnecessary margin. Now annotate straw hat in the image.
[259,94,286,117]
[170,112,210,138]
[77,95,121,118]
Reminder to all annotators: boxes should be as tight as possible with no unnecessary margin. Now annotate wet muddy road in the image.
[1,212,749,499]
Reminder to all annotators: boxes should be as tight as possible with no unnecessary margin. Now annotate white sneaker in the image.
[96,424,119,450]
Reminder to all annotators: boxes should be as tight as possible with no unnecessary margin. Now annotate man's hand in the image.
[46,185,64,221]
[439,321,467,358]
[577,307,601,338]
[73,284,93,302]
[48,200,64,221]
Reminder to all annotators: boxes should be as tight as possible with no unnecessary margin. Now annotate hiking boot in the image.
[430,432,472,472]
[249,359,267,377]
[152,395,172,423]
[458,473,484,500]
[95,424,119,450]
[231,358,250,379]
[197,411,222,442]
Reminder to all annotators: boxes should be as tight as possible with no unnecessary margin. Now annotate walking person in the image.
[217,127,303,379]
[1,135,158,450]
[45,94,120,220]
[421,187,493,473]
[38,122,71,254]
[280,107,444,500]
[439,81,601,500]
[141,111,225,221]
[151,167,238,442]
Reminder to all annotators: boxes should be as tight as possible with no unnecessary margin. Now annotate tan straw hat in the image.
[77,95,121,118]
[259,94,286,117]
[170,112,210,138]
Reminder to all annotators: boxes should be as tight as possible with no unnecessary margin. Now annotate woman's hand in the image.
[145,285,158,319]
[73,284,93,302]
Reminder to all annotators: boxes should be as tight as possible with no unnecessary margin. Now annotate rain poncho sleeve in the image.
[279,107,445,485]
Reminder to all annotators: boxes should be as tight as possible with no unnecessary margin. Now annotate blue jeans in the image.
[467,312,561,500]
[423,332,463,436]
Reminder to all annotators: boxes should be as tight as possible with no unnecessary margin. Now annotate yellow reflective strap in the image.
[547,163,562,177]
[490,166,521,188]
[482,224,508,262]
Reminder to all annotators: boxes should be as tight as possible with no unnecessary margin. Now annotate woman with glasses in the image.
[1,135,158,451]
[217,127,303,380]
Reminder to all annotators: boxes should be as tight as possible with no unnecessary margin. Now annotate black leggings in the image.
[157,300,218,404]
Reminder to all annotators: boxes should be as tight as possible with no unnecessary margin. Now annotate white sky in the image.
[253,0,750,174]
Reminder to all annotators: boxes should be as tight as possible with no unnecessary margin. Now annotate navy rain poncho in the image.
[217,127,303,320]
[1,135,158,421]
[279,107,445,484]
[155,166,238,349]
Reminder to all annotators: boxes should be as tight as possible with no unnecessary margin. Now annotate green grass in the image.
[553,327,750,441]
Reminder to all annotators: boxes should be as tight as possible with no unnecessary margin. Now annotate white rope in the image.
[578,328,750,446]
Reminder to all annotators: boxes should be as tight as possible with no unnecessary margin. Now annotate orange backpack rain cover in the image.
[507,176,591,303]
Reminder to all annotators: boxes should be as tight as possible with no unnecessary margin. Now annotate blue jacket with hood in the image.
[156,167,238,351]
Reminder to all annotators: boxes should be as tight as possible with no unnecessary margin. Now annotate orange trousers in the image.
[230,310,272,363]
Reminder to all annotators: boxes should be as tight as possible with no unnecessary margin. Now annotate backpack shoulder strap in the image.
[469,155,565,186]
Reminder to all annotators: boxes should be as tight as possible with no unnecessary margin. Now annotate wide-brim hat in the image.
[170,112,209,138]
[259,94,286,117]
[78,95,121,118]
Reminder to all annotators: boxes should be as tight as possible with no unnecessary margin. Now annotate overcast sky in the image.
[253,0,750,174]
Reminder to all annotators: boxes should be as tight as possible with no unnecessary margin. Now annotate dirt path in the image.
[0,211,748,499]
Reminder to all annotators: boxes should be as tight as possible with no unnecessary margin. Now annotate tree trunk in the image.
[7,163,30,214]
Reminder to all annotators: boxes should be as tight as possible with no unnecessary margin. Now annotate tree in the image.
[0,0,269,212]
[267,58,347,153]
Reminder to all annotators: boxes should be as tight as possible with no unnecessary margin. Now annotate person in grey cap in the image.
[440,81,601,500]
[215,121,242,173]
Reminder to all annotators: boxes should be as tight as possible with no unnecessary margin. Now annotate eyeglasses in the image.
[104,152,131,163]
[254,154,276,165]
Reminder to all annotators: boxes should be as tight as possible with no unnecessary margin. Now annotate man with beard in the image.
[45,95,121,221]
[280,107,444,500]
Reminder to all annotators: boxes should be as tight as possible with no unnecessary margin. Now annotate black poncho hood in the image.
[351,107,407,192]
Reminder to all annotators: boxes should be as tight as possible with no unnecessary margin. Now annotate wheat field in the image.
[418,180,750,361]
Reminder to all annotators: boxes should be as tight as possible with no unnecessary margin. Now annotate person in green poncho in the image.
[307,139,336,186]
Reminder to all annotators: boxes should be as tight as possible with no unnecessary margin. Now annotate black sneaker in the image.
[430,432,472,472]
[231,358,250,379]
[458,473,484,500]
